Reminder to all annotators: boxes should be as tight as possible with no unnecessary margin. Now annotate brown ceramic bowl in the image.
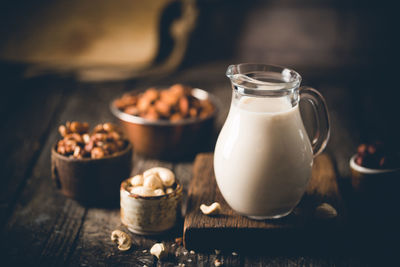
[51,142,133,206]
[349,154,400,206]
[110,88,218,159]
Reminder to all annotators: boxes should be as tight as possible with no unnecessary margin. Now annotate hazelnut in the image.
[91,147,105,159]
[70,121,89,134]
[102,123,118,132]
[58,125,69,137]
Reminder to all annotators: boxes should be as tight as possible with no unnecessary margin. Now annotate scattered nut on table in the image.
[214,259,223,266]
[315,203,338,219]
[110,230,132,251]
[150,243,167,259]
[200,202,221,215]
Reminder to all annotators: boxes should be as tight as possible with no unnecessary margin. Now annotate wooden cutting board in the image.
[183,153,346,252]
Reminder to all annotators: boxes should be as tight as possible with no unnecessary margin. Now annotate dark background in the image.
[1,0,398,146]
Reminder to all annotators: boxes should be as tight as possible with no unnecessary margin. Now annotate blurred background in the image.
[0,0,398,147]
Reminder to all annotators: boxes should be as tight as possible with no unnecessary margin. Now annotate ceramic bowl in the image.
[110,88,218,159]
[51,142,133,206]
[120,177,182,235]
[349,154,400,202]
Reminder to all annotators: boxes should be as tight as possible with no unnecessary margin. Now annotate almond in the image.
[155,100,171,117]
[179,96,189,117]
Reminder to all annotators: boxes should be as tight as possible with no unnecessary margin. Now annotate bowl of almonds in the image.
[51,121,133,206]
[111,84,218,159]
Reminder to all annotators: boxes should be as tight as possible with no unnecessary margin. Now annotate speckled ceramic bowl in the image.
[120,178,183,235]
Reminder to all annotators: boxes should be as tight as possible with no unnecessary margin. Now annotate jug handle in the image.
[299,86,330,157]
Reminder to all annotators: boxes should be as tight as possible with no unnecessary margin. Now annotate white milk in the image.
[214,96,313,218]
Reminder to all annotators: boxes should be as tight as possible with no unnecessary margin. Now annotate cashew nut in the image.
[130,186,156,197]
[165,187,174,194]
[200,202,221,215]
[214,259,222,266]
[143,173,163,190]
[315,203,337,219]
[111,230,132,251]
[150,243,167,259]
[130,174,144,187]
[144,167,175,187]
[154,188,165,196]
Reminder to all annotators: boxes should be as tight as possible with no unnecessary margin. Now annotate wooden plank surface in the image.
[0,77,73,227]
[0,61,392,266]
[183,153,344,252]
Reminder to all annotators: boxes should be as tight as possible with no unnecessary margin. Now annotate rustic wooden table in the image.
[0,61,398,266]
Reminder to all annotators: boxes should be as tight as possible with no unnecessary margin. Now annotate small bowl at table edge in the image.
[349,154,400,196]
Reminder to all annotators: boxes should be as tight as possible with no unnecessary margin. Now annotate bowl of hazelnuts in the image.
[110,84,218,159]
[51,121,133,206]
[350,141,400,203]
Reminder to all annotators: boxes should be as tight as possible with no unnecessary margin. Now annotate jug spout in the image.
[226,64,237,79]
[225,63,302,96]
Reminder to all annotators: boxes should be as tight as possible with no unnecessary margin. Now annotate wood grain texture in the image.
[1,61,392,266]
[183,153,344,252]
[0,77,72,227]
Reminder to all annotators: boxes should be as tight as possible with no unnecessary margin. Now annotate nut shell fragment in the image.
[111,230,132,251]
[200,202,221,215]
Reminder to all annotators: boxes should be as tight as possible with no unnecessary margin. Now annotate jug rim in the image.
[226,63,301,96]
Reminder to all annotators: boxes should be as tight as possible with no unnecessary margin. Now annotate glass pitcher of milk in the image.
[214,63,330,219]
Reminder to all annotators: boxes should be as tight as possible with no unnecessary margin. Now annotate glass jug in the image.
[214,63,330,219]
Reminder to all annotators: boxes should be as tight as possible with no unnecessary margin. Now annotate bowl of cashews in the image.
[120,167,182,235]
